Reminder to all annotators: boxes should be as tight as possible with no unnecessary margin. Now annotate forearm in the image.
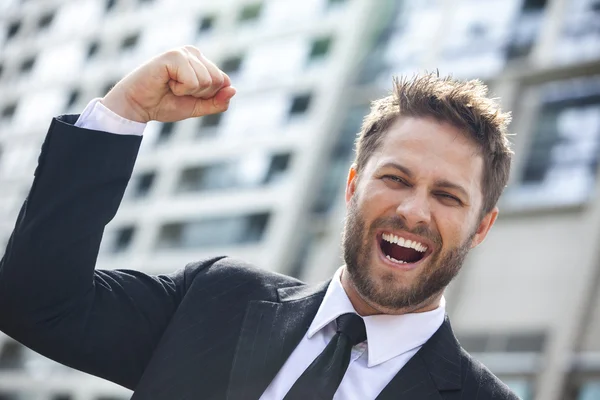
[0,115,142,318]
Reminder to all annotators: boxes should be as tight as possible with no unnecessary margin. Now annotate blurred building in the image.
[0,0,599,399]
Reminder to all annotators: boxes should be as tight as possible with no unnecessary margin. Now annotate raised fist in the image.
[101,45,236,123]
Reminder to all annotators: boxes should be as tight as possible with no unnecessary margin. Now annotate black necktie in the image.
[284,313,367,400]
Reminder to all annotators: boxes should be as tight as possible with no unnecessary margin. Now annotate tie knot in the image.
[336,313,367,346]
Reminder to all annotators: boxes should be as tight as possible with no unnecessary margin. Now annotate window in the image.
[121,33,139,51]
[52,395,72,400]
[1,103,17,119]
[502,380,534,400]
[19,57,36,74]
[201,113,222,128]
[309,37,333,60]
[505,76,600,209]
[456,332,546,353]
[198,15,215,33]
[457,334,489,353]
[289,94,312,116]
[239,3,262,22]
[87,41,100,58]
[505,333,546,352]
[197,113,223,138]
[6,21,21,39]
[66,89,80,108]
[312,105,368,214]
[158,122,176,143]
[555,0,600,63]
[0,341,25,369]
[578,381,600,400]
[38,11,55,30]
[177,152,289,193]
[435,0,513,79]
[264,153,291,184]
[157,212,270,249]
[506,0,548,60]
[129,172,155,198]
[106,0,117,12]
[113,226,135,252]
[95,397,130,400]
[220,55,243,74]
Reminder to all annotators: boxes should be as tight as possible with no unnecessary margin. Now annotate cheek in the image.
[434,210,475,247]
[360,181,401,212]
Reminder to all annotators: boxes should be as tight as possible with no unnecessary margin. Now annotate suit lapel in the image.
[226,281,329,400]
[376,317,462,400]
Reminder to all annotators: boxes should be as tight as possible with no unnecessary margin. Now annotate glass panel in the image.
[505,76,600,209]
[456,334,490,353]
[380,0,443,81]
[0,341,25,369]
[127,172,155,198]
[157,213,270,249]
[579,381,600,400]
[555,0,600,64]
[503,379,533,400]
[438,0,521,79]
[505,333,546,352]
[505,0,547,60]
[114,227,135,252]
[239,3,262,22]
[176,152,288,192]
[264,153,291,184]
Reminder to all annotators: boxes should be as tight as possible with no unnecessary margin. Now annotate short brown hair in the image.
[354,73,513,216]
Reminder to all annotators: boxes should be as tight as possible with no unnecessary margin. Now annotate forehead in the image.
[369,117,484,192]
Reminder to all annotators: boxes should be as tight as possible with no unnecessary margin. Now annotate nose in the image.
[395,190,431,229]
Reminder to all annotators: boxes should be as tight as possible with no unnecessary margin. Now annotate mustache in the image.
[370,216,442,248]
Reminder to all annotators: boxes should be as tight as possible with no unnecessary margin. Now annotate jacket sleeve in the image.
[0,115,221,390]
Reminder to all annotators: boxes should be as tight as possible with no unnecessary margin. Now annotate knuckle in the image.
[163,49,186,64]
[197,77,212,89]
[213,74,225,87]
[183,45,199,53]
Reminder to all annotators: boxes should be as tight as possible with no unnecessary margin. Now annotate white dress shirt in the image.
[74,100,446,399]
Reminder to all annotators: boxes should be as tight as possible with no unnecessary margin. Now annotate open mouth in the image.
[378,232,430,265]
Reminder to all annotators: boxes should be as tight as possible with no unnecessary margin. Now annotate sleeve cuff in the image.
[74,98,147,136]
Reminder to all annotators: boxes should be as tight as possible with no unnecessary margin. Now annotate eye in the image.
[436,192,462,206]
[382,175,409,186]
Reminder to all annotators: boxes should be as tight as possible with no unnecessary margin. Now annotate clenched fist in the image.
[101,46,236,123]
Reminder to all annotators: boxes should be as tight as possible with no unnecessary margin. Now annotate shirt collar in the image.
[307,267,446,367]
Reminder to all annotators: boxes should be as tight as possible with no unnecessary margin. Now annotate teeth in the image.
[382,233,427,253]
[386,254,407,264]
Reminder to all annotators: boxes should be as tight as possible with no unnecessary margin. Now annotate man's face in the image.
[342,116,498,314]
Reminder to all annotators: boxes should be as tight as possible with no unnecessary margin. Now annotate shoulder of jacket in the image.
[183,255,304,293]
[459,348,521,399]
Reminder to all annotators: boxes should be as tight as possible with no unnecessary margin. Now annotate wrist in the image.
[101,89,149,123]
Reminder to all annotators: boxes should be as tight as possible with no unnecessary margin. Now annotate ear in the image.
[470,207,499,249]
[345,166,358,204]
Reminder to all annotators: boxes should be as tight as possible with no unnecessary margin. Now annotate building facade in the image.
[1,0,599,399]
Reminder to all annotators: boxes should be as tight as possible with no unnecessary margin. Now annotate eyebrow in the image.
[379,162,471,202]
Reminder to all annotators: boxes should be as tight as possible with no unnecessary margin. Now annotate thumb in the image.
[191,86,236,117]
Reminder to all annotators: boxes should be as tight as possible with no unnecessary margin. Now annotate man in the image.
[0,46,518,399]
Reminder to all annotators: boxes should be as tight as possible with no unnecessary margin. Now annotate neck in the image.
[340,267,442,316]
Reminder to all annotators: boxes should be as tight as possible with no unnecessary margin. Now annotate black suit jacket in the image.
[0,116,519,399]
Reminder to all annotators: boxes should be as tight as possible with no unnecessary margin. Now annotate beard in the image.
[342,196,475,311]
